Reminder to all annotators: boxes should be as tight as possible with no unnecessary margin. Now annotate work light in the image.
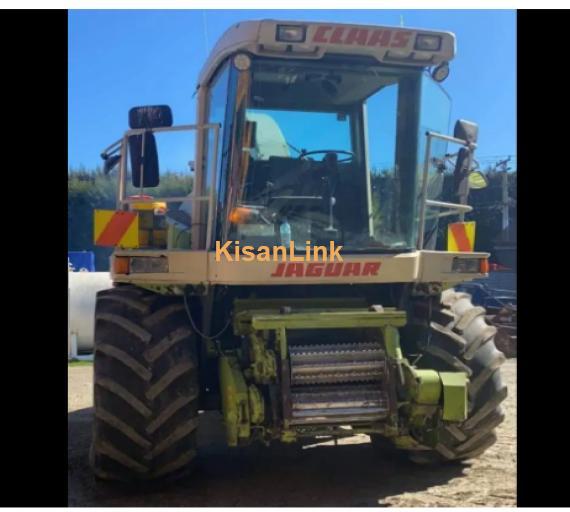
[432,62,450,82]
[233,53,251,71]
[415,34,442,51]
[276,24,306,43]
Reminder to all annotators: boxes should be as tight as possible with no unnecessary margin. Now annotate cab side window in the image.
[205,64,230,196]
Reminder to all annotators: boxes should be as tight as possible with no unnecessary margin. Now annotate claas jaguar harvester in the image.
[91,20,507,481]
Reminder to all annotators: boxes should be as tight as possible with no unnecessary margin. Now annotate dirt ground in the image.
[68,359,516,507]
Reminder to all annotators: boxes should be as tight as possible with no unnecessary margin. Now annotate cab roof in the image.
[198,19,456,87]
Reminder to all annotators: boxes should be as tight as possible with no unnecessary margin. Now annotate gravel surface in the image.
[68,359,516,507]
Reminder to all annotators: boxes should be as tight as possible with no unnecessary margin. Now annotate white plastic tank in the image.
[68,272,112,353]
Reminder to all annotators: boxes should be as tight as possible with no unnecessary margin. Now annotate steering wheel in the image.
[298,149,354,163]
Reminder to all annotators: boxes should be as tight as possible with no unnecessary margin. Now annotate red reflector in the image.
[113,256,130,274]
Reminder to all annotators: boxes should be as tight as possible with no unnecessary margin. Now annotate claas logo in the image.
[312,26,412,48]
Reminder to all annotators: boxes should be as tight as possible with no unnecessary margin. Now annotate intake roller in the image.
[288,342,389,425]
[289,342,385,385]
[290,385,389,425]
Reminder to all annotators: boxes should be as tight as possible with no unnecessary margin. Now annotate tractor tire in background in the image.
[374,288,507,464]
[90,285,199,482]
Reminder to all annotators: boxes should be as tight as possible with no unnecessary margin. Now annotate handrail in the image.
[425,199,472,212]
[416,130,476,249]
[111,123,221,250]
[124,123,220,136]
[121,196,210,204]
[101,138,122,156]
[424,199,473,219]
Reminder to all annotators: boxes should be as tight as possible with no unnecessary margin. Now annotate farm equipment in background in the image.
[491,157,516,272]
[455,278,516,358]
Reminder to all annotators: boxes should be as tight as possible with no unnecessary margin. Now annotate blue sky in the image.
[68,10,516,170]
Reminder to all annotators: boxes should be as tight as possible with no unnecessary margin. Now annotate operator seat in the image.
[244,156,311,203]
[266,156,311,195]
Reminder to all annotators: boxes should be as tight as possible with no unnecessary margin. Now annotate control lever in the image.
[324,196,337,233]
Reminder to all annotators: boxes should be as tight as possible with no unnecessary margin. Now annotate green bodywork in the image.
[218,301,468,449]
[247,384,265,425]
[410,369,442,404]
[245,331,277,383]
[235,308,408,331]
[440,371,468,421]
[219,355,251,446]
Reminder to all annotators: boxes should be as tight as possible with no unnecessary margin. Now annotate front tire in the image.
[383,288,508,465]
[90,285,199,482]
[411,288,507,463]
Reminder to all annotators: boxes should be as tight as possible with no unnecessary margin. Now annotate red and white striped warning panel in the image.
[447,221,476,252]
[93,210,139,248]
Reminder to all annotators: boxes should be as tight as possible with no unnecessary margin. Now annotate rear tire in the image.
[90,285,199,482]
[408,288,508,464]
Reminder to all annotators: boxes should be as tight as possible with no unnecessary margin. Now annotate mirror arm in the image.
[139,130,147,193]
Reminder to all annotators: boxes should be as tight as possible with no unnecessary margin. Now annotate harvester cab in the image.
[92,20,507,482]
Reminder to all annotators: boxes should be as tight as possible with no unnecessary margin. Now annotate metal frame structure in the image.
[233,306,407,434]
[112,123,221,250]
[416,130,476,249]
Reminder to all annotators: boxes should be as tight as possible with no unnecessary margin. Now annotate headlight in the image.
[415,34,442,51]
[452,257,480,273]
[276,24,306,43]
[129,256,169,273]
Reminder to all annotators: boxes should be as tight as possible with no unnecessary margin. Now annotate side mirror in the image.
[129,132,159,188]
[453,146,471,198]
[127,105,171,188]
[129,105,173,129]
[454,119,479,144]
[468,170,488,190]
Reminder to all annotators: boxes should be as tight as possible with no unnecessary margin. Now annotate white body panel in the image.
[106,19,473,293]
[112,250,488,286]
[198,19,455,87]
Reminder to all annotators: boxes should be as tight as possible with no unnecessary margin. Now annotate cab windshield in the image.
[221,57,448,253]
